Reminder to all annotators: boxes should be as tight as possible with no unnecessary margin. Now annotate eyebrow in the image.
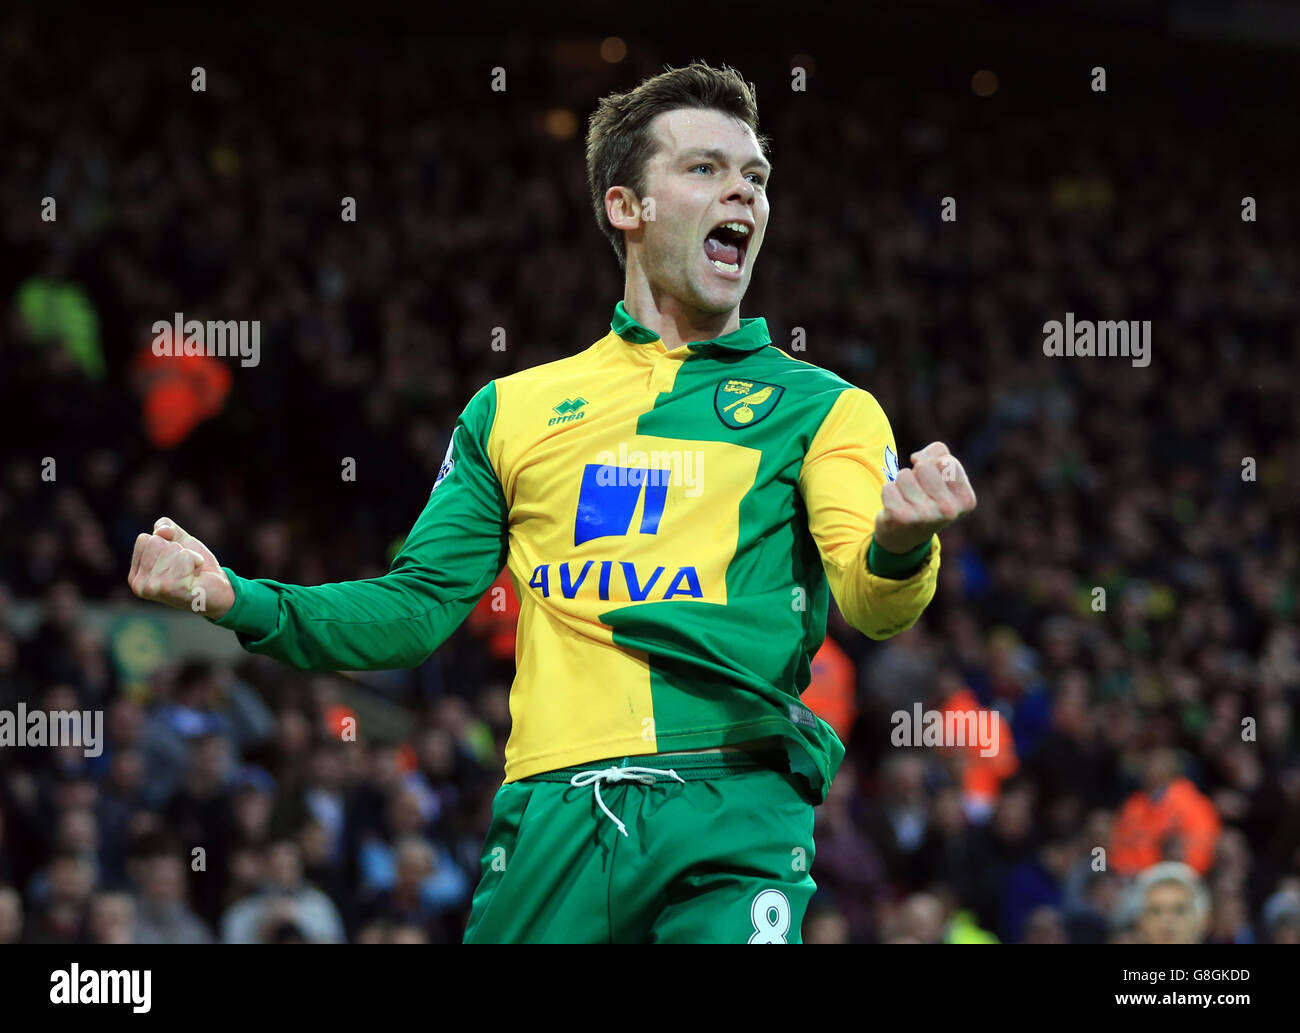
[679,147,772,177]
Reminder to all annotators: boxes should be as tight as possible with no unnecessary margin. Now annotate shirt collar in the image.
[611,300,770,353]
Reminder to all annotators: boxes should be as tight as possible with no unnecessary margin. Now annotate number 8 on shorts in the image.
[748,888,792,943]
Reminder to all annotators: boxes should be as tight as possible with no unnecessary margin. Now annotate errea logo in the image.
[549,398,587,426]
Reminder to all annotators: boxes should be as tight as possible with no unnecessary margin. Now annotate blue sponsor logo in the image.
[549,463,700,601]
[528,561,702,602]
[575,463,670,546]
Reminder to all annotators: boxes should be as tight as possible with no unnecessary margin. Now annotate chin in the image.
[689,276,748,315]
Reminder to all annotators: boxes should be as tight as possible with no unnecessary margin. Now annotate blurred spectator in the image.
[1131,862,1210,946]
[808,759,885,942]
[939,683,1018,821]
[861,753,930,887]
[219,840,345,944]
[1000,835,1074,943]
[130,851,213,944]
[26,851,94,944]
[0,886,22,944]
[1261,888,1300,945]
[356,787,471,930]
[1021,906,1068,945]
[15,260,104,379]
[1111,748,1221,876]
[356,919,432,945]
[131,348,233,450]
[882,892,948,944]
[803,635,858,743]
[359,835,463,943]
[88,890,136,944]
[803,904,851,944]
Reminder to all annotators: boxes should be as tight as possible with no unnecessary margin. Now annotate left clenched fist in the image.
[872,441,977,554]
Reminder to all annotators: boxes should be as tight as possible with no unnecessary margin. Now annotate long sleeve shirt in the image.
[212,302,940,804]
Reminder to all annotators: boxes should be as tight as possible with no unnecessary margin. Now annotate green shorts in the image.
[462,751,818,944]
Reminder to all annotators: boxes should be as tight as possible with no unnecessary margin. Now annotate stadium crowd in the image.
[1,13,1297,943]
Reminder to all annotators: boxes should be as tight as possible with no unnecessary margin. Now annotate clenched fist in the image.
[128,518,235,619]
[873,441,977,554]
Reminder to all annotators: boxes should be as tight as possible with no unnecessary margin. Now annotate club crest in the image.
[714,379,784,429]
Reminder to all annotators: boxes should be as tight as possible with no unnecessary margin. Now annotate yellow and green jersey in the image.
[213,302,940,803]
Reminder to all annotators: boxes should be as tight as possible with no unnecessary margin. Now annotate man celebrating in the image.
[129,62,976,943]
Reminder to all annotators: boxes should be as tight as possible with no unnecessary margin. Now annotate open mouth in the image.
[703,220,751,277]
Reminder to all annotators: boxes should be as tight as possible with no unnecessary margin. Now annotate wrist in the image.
[202,574,238,623]
[868,535,933,580]
[871,525,930,554]
[205,587,235,621]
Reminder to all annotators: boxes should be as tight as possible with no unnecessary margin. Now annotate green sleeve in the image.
[211,382,509,670]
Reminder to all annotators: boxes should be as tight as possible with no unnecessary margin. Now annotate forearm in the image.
[212,564,481,670]
[832,533,941,640]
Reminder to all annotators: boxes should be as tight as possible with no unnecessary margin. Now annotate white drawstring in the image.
[569,765,686,837]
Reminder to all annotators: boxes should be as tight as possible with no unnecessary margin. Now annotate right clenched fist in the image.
[128,518,235,620]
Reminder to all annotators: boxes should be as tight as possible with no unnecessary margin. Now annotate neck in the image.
[622,274,739,350]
